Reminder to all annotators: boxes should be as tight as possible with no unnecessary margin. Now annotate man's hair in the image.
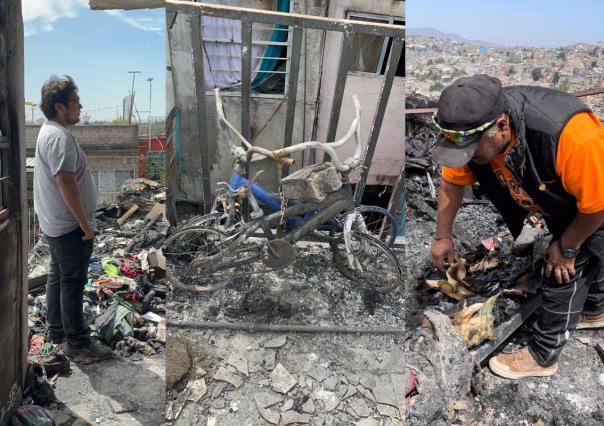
[40,75,78,120]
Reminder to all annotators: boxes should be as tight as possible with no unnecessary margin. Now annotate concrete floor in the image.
[50,354,165,425]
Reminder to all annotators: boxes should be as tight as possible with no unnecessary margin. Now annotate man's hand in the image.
[545,241,576,284]
[430,237,456,272]
[81,221,95,241]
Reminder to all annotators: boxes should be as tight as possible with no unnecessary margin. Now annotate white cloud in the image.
[104,10,163,33]
[22,0,88,36]
[22,1,163,37]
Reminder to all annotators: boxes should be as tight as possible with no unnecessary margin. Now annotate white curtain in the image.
[201,0,274,89]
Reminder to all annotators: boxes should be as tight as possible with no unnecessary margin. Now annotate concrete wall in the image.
[315,0,405,186]
[88,155,139,205]
[25,124,139,152]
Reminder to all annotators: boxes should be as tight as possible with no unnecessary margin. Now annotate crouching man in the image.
[430,74,604,379]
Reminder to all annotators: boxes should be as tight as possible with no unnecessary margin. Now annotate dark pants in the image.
[45,227,94,348]
[529,236,604,366]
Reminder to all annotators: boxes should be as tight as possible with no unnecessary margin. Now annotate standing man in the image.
[430,74,604,379]
[34,75,112,361]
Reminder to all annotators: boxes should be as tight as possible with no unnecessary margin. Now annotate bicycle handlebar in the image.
[215,88,362,173]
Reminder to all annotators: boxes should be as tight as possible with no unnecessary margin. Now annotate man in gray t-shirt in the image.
[34,75,112,361]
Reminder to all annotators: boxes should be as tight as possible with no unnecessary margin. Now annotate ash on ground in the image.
[166,240,406,425]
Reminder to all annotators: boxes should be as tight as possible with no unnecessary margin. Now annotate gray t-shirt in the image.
[33,120,97,237]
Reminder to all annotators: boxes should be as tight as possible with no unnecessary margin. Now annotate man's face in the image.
[470,116,511,164]
[63,93,81,125]
[55,92,81,125]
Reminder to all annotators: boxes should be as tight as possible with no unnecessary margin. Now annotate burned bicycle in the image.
[164,90,403,293]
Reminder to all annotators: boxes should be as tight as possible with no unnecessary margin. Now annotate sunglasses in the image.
[66,98,82,109]
[432,112,496,146]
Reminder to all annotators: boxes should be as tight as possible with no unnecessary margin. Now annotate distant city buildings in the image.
[406,36,604,117]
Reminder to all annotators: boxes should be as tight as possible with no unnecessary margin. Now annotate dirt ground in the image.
[166,241,406,425]
[404,204,604,425]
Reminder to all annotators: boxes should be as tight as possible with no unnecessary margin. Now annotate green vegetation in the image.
[429,82,444,92]
[531,67,542,82]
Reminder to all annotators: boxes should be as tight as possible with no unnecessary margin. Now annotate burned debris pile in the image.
[24,178,169,415]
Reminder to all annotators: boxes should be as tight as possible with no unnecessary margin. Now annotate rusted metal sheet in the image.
[167,0,405,37]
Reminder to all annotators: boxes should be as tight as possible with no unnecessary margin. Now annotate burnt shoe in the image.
[488,347,558,379]
[65,340,113,363]
[576,312,604,329]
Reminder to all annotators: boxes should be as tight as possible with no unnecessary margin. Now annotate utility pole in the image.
[147,77,154,150]
[127,70,141,124]
[24,100,36,123]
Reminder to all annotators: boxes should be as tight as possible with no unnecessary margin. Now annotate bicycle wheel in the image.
[356,205,398,247]
[164,226,230,291]
[330,232,402,293]
[163,226,226,266]
[313,205,398,247]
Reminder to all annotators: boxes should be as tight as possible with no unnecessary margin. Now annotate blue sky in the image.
[23,0,164,122]
[407,0,604,47]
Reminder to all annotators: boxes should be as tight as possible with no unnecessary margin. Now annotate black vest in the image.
[467,86,591,239]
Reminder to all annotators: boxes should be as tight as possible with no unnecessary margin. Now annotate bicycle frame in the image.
[228,170,345,232]
[195,186,354,273]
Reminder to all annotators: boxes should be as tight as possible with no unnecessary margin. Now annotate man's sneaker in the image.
[489,347,558,379]
[576,312,604,330]
[65,340,113,363]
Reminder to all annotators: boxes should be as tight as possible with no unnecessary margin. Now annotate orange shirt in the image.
[441,112,604,214]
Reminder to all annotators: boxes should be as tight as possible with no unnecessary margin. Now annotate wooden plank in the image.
[117,203,139,225]
[167,1,405,38]
[145,202,167,222]
[89,0,165,10]
[28,274,47,291]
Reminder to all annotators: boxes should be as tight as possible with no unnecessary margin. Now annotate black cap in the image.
[432,74,505,167]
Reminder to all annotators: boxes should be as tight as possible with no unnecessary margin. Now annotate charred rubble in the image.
[24,179,169,414]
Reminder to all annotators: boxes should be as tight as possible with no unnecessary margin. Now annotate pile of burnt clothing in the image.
[413,219,549,350]
[27,178,169,366]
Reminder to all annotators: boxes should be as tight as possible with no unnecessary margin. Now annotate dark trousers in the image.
[45,227,94,348]
[529,237,604,366]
